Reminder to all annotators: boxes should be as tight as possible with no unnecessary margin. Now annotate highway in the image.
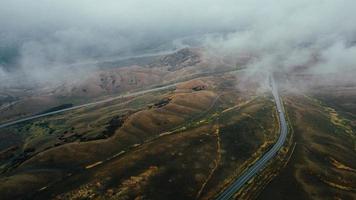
[0,83,177,129]
[1,73,288,199]
[215,76,288,200]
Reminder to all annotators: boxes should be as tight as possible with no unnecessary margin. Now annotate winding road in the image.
[215,76,288,200]
[0,73,289,200]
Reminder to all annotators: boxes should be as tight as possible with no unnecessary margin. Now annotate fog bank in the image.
[1,0,356,87]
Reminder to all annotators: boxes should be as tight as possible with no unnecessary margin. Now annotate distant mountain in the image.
[150,48,201,71]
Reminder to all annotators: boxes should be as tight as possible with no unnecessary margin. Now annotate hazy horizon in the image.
[1,0,356,87]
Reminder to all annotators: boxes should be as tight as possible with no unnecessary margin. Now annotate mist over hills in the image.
[0,0,356,89]
[0,1,356,200]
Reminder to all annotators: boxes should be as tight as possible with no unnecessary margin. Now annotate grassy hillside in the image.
[0,73,279,200]
[258,94,356,200]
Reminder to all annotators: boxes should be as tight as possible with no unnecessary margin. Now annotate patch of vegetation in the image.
[38,104,73,114]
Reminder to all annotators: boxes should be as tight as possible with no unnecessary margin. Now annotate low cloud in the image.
[1,0,356,88]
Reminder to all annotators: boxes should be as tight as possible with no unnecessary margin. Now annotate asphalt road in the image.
[215,76,288,200]
[1,73,288,199]
[0,83,177,129]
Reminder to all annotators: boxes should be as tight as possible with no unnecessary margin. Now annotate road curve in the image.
[215,76,288,200]
[0,84,176,129]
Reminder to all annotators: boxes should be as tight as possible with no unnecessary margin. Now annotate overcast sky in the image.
[1,0,356,87]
